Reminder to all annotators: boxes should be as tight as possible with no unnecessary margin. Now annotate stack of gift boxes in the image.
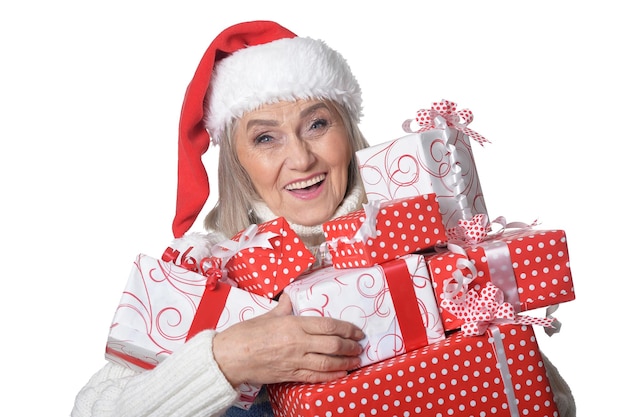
[104,100,575,415]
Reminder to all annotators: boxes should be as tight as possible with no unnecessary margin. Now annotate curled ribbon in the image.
[411,99,490,147]
[447,215,540,245]
[440,242,558,336]
[442,282,556,336]
[351,200,380,243]
[197,257,224,290]
[161,245,202,273]
[447,213,490,245]
[441,242,479,303]
[210,224,279,262]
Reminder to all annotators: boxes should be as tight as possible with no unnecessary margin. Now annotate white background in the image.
[1,1,622,415]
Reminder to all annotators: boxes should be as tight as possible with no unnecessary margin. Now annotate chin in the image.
[288,212,331,227]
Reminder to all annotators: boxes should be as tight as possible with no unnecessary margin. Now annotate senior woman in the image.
[72,21,576,417]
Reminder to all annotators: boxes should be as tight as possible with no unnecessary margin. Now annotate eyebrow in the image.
[245,102,330,131]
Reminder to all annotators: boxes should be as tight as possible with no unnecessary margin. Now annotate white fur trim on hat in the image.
[204,36,362,143]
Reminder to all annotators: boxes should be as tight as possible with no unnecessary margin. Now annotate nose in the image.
[284,135,315,170]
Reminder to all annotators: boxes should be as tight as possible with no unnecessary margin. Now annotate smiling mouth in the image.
[285,174,326,191]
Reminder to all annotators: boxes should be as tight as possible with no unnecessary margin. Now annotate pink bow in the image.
[442,282,556,336]
[448,215,539,245]
[447,213,490,244]
[415,99,490,146]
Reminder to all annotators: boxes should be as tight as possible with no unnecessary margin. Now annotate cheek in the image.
[239,154,279,193]
[329,139,352,175]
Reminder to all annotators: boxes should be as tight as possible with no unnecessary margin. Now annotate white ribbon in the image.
[404,114,474,223]
[490,325,520,417]
[210,224,279,263]
[544,304,562,336]
[327,200,381,250]
[441,242,478,302]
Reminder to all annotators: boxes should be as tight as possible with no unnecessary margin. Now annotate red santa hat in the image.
[172,20,362,238]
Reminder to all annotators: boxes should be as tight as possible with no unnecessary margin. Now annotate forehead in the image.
[240,99,334,123]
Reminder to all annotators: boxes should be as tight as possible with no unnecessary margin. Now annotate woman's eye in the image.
[253,134,273,145]
[310,118,329,131]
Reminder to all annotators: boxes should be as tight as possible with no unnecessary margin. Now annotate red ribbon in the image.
[414,99,490,147]
[186,279,232,341]
[381,258,428,352]
[162,245,198,272]
[105,346,157,370]
[197,257,223,290]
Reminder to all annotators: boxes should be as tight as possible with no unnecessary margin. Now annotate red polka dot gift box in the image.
[425,228,575,332]
[215,217,316,299]
[322,194,446,269]
[268,324,559,417]
[355,99,490,240]
[105,253,277,409]
[283,254,445,368]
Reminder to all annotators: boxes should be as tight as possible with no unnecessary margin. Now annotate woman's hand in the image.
[213,292,364,387]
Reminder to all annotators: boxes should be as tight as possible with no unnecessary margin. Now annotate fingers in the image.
[288,352,361,384]
[271,292,294,316]
[213,294,368,387]
[299,315,365,342]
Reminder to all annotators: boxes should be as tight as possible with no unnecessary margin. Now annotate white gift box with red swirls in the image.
[283,254,445,368]
[356,100,490,238]
[105,253,276,409]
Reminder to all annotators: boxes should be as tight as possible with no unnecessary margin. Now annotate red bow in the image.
[197,257,224,290]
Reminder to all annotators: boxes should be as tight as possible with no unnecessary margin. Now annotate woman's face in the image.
[234,99,352,226]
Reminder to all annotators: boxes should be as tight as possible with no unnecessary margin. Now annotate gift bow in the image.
[414,99,490,146]
[440,242,557,336]
[210,224,279,261]
[440,243,479,302]
[196,256,225,290]
[442,282,556,336]
[327,200,381,248]
[447,215,539,245]
[351,200,380,243]
[447,213,490,244]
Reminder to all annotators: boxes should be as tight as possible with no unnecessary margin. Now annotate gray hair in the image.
[203,101,369,237]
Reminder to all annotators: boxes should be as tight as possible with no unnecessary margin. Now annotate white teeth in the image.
[285,174,326,190]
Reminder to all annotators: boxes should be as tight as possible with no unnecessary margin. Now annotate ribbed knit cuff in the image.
[119,330,238,417]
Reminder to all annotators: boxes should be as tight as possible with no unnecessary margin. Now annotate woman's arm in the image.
[72,295,364,417]
[71,330,238,417]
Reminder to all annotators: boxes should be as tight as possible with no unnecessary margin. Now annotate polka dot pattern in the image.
[268,325,559,417]
[323,194,446,269]
[225,217,315,298]
[426,229,575,332]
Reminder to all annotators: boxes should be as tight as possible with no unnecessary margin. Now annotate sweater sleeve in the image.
[541,351,577,417]
[71,330,238,417]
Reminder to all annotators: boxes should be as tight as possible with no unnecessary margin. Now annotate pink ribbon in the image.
[442,282,556,336]
[439,239,558,337]
[414,99,490,146]
[447,215,539,245]
[446,213,490,244]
